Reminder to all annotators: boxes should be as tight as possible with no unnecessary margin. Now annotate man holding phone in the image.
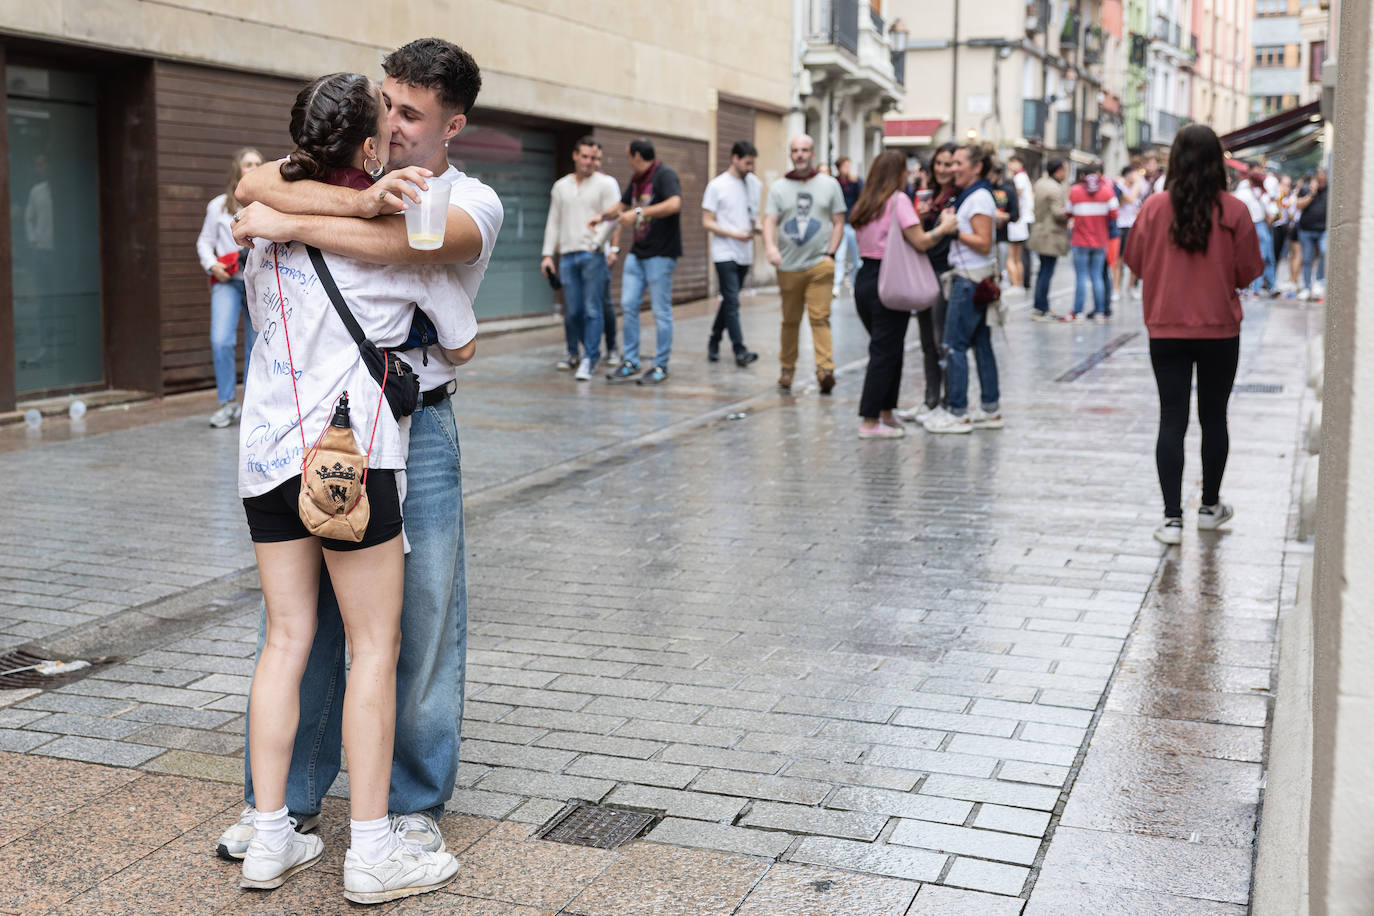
[541,136,622,380]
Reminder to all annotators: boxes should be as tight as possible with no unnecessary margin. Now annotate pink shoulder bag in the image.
[877,194,940,312]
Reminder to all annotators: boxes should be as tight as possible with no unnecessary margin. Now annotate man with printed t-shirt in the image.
[702,139,762,367]
[763,134,845,393]
[596,138,683,386]
[223,38,503,886]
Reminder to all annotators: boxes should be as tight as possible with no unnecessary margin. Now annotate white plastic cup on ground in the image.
[403,176,451,250]
[69,400,86,420]
[23,409,41,428]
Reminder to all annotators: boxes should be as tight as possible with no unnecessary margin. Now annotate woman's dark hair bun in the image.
[281,73,380,183]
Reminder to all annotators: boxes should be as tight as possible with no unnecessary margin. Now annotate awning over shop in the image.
[884,117,944,147]
[1218,101,1323,155]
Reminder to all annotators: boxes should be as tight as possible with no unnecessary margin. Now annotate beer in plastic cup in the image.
[404,176,451,250]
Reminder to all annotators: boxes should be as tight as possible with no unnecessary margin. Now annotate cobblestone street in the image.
[0,282,1317,914]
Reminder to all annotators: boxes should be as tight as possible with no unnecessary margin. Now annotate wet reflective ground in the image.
[0,281,1317,913]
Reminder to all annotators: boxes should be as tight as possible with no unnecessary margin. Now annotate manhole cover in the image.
[537,802,658,849]
[1233,383,1284,394]
[0,649,101,689]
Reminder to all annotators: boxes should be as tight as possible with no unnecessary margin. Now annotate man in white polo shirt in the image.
[701,139,761,367]
[541,136,622,380]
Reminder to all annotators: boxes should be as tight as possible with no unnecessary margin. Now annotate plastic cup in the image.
[404,176,451,250]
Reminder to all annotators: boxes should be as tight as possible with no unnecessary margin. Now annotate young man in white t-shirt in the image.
[702,140,762,367]
[226,39,502,900]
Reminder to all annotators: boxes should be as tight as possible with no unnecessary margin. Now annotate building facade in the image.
[0,2,794,411]
[1193,0,1251,135]
[1250,0,1329,120]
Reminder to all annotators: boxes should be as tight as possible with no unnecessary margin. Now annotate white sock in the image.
[253,805,292,851]
[350,815,394,865]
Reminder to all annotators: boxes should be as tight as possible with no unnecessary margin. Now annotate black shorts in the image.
[242,470,403,551]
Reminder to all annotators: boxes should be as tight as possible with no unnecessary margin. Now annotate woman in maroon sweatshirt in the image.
[1123,124,1264,546]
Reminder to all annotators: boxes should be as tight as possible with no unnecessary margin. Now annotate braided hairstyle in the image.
[280,73,382,182]
[1166,124,1228,254]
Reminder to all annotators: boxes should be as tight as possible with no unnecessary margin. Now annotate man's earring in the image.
[365,153,384,179]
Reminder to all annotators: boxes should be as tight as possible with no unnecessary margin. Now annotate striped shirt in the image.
[1068,181,1119,249]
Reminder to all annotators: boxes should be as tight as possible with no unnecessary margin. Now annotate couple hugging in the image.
[223,38,502,904]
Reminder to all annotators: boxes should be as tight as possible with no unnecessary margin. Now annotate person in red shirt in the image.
[1123,124,1264,546]
[1064,161,1118,320]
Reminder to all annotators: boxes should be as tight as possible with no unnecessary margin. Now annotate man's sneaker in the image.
[607,363,639,383]
[1031,310,1058,323]
[217,807,322,860]
[1058,313,1081,323]
[605,348,622,368]
[1197,502,1235,530]
[637,366,669,385]
[735,351,759,367]
[922,408,972,434]
[1084,312,1100,322]
[240,829,324,889]
[1298,288,1312,301]
[894,403,935,423]
[556,355,577,371]
[343,841,459,905]
[209,402,236,428]
[230,403,243,420]
[707,347,720,363]
[969,407,1005,430]
[574,358,592,382]
[858,423,905,439]
[1153,517,1184,545]
[392,812,446,854]
[818,371,836,395]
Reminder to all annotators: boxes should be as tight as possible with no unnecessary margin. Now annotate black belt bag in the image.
[308,246,420,420]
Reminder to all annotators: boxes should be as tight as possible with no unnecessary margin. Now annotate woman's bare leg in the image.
[247,539,323,815]
[1007,242,1024,288]
[322,537,404,822]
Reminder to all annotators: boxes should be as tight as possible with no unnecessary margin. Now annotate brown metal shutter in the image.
[715,101,756,174]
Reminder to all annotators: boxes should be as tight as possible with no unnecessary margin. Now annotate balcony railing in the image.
[807,0,861,54]
[1157,110,1188,143]
[1056,111,1076,148]
[869,6,883,33]
[1025,0,1050,33]
[891,50,906,85]
[1023,99,1048,141]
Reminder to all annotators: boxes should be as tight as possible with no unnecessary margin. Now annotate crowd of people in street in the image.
[183,25,1328,900]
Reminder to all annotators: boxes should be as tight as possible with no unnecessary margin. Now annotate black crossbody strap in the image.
[306,245,367,347]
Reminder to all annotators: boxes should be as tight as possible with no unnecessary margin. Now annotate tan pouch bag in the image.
[298,394,370,543]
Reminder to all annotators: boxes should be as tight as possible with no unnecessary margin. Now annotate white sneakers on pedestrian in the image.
[392,812,446,853]
[1197,502,1235,530]
[343,839,460,905]
[922,408,972,434]
[605,348,622,368]
[895,403,935,423]
[969,407,1004,430]
[574,358,592,381]
[240,829,325,889]
[555,355,576,371]
[217,807,322,860]
[858,422,905,439]
[1153,518,1183,545]
[209,402,237,429]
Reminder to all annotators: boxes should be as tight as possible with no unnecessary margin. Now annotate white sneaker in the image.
[240,829,324,889]
[393,812,446,854]
[344,840,459,904]
[555,356,576,371]
[605,348,622,368]
[922,408,972,435]
[209,402,236,428]
[1197,502,1235,530]
[1153,518,1183,545]
[230,403,243,420]
[895,403,935,423]
[1298,288,1311,301]
[969,407,1004,430]
[217,806,322,860]
[574,358,592,381]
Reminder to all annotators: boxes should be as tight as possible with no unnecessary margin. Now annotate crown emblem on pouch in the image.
[315,461,357,483]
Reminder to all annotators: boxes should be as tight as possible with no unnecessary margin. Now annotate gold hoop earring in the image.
[365,154,384,179]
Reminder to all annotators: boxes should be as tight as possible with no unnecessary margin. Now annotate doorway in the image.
[6,65,103,395]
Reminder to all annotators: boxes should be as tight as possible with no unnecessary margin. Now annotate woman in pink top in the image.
[848,151,956,438]
[1123,124,1264,546]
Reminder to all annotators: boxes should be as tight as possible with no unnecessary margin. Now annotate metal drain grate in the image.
[0,649,100,689]
[1233,383,1285,394]
[536,802,658,849]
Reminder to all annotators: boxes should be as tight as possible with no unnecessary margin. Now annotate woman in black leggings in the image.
[1123,124,1264,545]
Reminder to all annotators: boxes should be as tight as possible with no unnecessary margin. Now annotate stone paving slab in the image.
[0,282,1315,912]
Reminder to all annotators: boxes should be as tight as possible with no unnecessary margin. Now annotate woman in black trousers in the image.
[1122,125,1264,545]
[849,151,957,438]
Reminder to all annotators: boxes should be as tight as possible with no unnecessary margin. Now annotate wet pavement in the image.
[0,277,1318,914]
